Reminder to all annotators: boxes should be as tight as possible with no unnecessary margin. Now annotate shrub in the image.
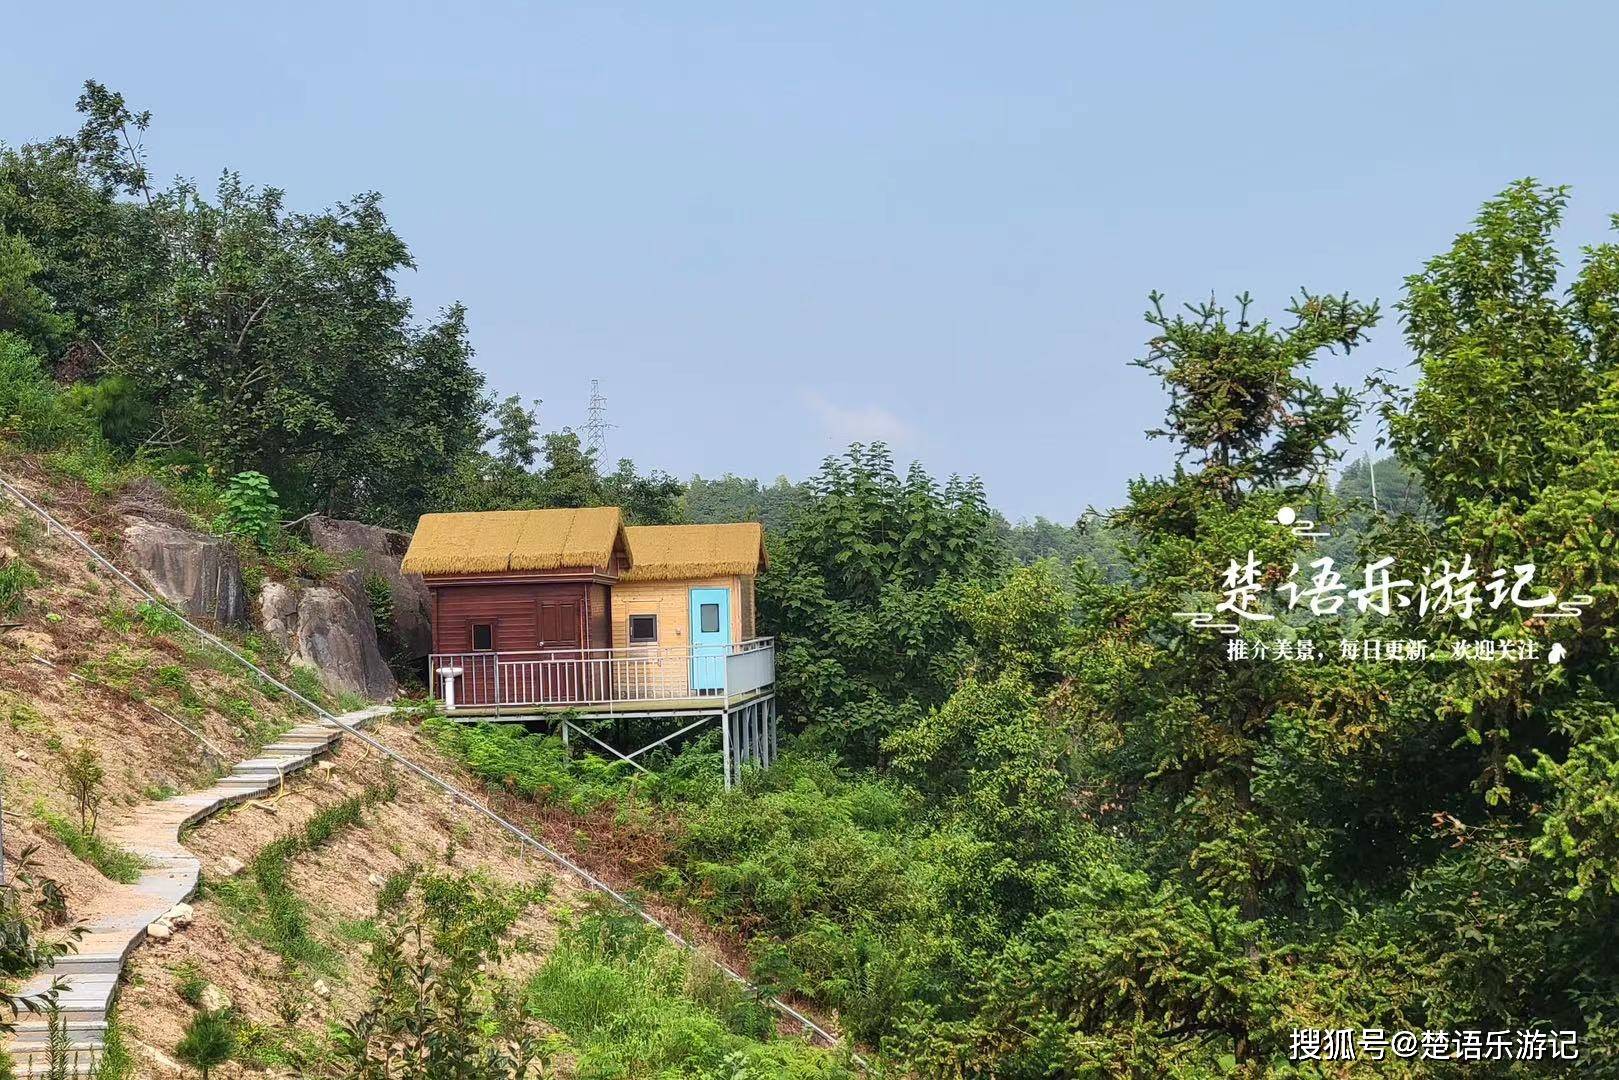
[1,843,79,1038]
[0,332,88,449]
[332,871,554,1079]
[0,557,38,620]
[59,375,152,449]
[213,471,278,548]
[135,601,184,635]
[175,1009,235,1079]
[375,864,418,914]
[364,572,393,637]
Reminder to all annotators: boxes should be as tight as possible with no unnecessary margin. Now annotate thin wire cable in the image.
[0,472,860,1063]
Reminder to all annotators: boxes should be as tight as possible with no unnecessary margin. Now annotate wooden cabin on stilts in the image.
[401,508,776,787]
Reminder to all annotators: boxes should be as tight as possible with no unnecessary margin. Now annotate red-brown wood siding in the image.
[588,583,611,651]
[428,579,625,654]
[431,582,589,653]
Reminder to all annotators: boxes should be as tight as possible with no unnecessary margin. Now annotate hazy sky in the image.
[6,2,1619,520]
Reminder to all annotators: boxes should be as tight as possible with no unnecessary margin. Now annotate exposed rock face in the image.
[121,517,248,627]
[305,516,432,660]
[259,578,397,701]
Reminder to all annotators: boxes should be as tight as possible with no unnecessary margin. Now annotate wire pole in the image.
[1367,451,1380,514]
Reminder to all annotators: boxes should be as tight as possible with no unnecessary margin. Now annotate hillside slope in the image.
[1,464,857,1079]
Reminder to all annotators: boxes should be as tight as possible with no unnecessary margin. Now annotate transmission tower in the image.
[584,379,614,459]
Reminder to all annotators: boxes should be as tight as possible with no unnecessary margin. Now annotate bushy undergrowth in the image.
[526,905,859,1079]
[422,716,635,812]
[331,870,554,1079]
[427,718,933,1049]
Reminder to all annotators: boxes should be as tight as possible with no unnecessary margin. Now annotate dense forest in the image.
[7,84,1619,1076]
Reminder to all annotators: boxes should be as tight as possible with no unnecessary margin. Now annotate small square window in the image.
[700,603,720,634]
[471,623,494,651]
[628,614,658,644]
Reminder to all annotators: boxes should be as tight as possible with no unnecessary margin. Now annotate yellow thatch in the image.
[620,523,767,582]
[402,507,627,575]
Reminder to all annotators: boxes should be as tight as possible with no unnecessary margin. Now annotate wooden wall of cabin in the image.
[608,575,755,649]
[430,581,594,654]
[587,583,611,652]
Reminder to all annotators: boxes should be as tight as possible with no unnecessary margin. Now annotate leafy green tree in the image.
[0,229,71,354]
[434,429,682,524]
[0,82,164,359]
[684,473,808,533]
[489,394,541,468]
[759,443,1003,765]
[995,509,1131,580]
[3,82,489,523]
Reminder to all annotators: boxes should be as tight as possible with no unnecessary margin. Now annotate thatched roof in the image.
[401,508,628,575]
[620,523,767,582]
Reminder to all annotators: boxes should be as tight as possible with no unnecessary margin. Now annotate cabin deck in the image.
[429,638,775,716]
[428,639,778,788]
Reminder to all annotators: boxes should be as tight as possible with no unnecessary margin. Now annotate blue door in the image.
[689,587,730,693]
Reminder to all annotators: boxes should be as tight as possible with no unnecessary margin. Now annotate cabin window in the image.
[699,603,721,634]
[471,623,494,651]
[629,614,658,644]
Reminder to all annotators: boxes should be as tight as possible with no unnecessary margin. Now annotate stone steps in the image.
[2,706,390,1074]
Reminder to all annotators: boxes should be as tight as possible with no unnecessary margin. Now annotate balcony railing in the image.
[430,637,775,712]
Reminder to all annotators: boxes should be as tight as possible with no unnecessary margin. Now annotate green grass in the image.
[525,909,858,1079]
[93,1005,139,1080]
[35,806,144,883]
[2,693,48,735]
[173,959,207,1007]
[284,665,329,709]
[208,786,393,974]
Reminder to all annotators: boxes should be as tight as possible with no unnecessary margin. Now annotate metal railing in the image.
[430,638,775,710]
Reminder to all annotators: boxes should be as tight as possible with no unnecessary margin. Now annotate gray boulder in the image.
[305,516,432,660]
[259,578,397,701]
[122,518,248,627]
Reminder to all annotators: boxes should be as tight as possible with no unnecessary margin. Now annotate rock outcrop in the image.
[121,513,249,627]
[259,578,397,700]
[305,516,432,661]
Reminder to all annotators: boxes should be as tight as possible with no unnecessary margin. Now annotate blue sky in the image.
[5,2,1619,520]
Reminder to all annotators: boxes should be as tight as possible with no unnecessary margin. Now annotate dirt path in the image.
[3,706,390,1077]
